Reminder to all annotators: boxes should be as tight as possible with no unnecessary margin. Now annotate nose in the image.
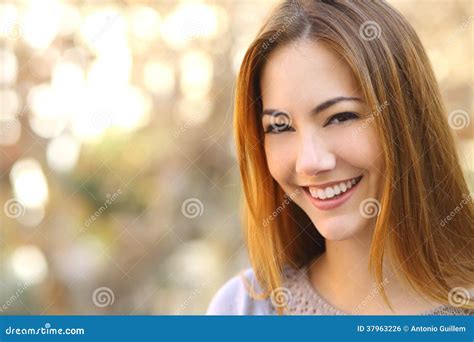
[295,131,336,176]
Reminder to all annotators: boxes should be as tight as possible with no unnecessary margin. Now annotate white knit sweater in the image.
[206,266,473,315]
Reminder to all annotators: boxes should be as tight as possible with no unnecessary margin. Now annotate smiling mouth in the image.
[305,175,363,200]
[302,175,364,211]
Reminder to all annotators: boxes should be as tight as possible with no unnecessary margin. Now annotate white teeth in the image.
[308,176,361,200]
[317,189,326,199]
[325,187,335,198]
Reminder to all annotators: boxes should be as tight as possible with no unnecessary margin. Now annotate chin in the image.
[309,214,366,241]
[314,224,356,241]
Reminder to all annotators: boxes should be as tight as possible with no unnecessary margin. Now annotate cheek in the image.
[334,124,384,171]
[358,127,384,172]
[337,125,385,200]
[264,138,296,181]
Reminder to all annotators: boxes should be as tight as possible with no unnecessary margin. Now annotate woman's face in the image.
[260,40,385,241]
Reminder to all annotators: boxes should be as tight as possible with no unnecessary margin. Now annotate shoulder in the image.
[206,268,274,315]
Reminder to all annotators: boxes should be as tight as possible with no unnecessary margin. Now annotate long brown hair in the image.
[234,0,474,314]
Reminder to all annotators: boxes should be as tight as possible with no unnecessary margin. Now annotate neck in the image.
[324,225,380,290]
[308,225,438,314]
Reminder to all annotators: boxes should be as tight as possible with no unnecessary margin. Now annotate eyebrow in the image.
[261,96,363,117]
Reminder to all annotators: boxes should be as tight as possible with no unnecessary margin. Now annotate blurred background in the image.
[0,0,472,314]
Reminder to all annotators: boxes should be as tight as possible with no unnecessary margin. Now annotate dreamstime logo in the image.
[172,122,189,139]
[0,20,22,40]
[440,193,472,227]
[89,14,120,47]
[84,189,122,228]
[270,287,292,308]
[442,16,474,46]
[0,120,18,137]
[181,198,204,219]
[269,111,292,133]
[262,189,300,227]
[90,111,112,131]
[0,283,29,313]
[261,9,301,51]
[351,278,389,314]
[448,287,470,307]
[359,198,381,218]
[4,322,85,335]
[353,100,389,137]
[181,19,207,42]
[3,199,25,219]
[92,287,115,308]
[176,281,208,314]
[0,104,30,137]
[359,21,381,41]
[448,110,470,130]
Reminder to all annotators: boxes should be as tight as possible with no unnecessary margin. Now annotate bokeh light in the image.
[0,0,471,316]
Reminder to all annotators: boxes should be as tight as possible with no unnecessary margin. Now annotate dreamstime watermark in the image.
[270,287,292,308]
[0,119,19,138]
[439,192,473,227]
[442,16,474,46]
[359,198,381,218]
[359,20,381,41]
[89,13,120,47]
[5,323,85,336]
[84,189,122,228]
[268,111,292,133]
[448,287,471,307]
[181,198,204,219]
[0,104,30,137]
[351,278,389,314]
[180,18,208,42]
[263,189,300,227]
[3,198,25,219]
[261,8,302,51]
[176,281,209,314]
[448,110,471,130]
[353,100,389,137]
[92,287,115,308]
[172,122,189,139]
[89,111,112,131]
[0,20,22,40]
[0,283,29,313]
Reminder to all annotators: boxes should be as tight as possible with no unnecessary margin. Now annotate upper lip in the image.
[302,175,362,190]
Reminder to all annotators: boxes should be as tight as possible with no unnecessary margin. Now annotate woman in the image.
[207,0,473,315]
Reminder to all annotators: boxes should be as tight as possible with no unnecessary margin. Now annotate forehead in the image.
[260,40,361,113]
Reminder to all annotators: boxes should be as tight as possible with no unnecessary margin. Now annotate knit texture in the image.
[206,265,473,315]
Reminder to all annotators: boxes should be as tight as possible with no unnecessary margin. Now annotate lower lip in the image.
[304,177,363,210]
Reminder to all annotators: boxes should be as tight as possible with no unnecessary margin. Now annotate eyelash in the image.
[263,111,359,134]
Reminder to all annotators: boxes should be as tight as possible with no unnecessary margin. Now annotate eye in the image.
[263,112,294,134]
[264,123,294,134]
[324,111,359,126]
